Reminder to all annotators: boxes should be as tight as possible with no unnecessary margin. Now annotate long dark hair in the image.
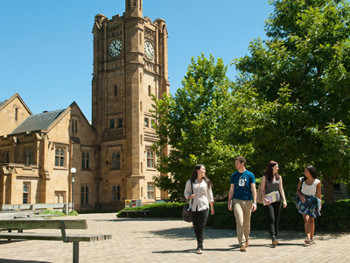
[190,164,212,188]
[303,165,318,180]
[264,161,280,183]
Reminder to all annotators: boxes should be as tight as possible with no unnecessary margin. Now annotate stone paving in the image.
[0,213,349,263]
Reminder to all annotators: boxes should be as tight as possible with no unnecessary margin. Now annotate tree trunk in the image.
[323,178,334,204]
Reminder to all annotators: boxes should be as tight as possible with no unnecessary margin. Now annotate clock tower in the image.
[92,0,169,209]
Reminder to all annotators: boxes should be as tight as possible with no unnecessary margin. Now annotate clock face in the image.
[109,39,122,57]
[144,41,155,60]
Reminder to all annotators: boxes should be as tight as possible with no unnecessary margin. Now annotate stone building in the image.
[0,0,169,212]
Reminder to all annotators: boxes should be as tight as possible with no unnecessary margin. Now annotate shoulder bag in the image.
[182,180,194,222]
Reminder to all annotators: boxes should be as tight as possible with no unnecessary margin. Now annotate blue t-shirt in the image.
[230,170,256,200]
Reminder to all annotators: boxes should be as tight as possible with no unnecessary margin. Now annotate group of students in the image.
[184,156,322,254]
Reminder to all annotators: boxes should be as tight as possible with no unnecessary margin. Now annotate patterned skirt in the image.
[296,195,321,218]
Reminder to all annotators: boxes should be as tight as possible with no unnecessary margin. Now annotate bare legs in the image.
[302,214,315,243]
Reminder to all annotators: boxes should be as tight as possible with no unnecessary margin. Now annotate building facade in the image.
[0,0,169,211]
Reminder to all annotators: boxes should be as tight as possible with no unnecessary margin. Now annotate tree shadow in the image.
[0,259,50,263]
[95,218,182,222]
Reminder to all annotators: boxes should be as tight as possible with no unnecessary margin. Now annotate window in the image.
[71,119,78,134]
[151,119,156,129]
[24,147,34,166]
[55,148,65,167]
[2,150,10,163]
[82,152,90,169]
[147,150,154,168]
[117,118,123,128]
[112,151,121,170]
[112,185,121,201]
[144,117,149,127]
[114,84,118,96]
[109,119,115,129]
[81,186,89,205]
[147,183,154,199]
[54,191,66,203]
[23,183,30,204]
[148,85,151,96]
[15,108,18,121]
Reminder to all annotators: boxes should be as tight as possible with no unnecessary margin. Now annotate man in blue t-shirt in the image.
[228,156,257,252]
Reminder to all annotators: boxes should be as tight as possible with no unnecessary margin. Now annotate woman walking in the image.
[260,161,287,247]
[296,165,322,245]
[184,164,214,254]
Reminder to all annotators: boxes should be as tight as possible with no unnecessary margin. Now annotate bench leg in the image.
[73,242,79,263]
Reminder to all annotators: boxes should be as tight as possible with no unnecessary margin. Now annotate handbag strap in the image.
[189,180,194,208]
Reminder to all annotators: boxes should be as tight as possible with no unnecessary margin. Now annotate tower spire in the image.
[125,0,143,18]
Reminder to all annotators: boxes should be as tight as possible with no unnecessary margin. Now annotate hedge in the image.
[116,199,350,232]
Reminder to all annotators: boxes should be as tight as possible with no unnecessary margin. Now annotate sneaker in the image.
[196,249,202,254]
[240,246,246,252]
[304,238,311,245]
[310,239,316,245]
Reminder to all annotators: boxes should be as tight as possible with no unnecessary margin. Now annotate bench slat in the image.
[0,232,112,242]
[0,219,87,230]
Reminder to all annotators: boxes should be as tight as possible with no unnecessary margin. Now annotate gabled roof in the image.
[0,93,32,114]
[11,109,65,135]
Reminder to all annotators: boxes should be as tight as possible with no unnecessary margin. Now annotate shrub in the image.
[39,209,79,217]
[116,202,184,218]
[39,209,65,217]
[115,200,350,232]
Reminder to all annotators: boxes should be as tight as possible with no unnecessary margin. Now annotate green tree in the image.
[152,54,252,201]
[234,0,350,203]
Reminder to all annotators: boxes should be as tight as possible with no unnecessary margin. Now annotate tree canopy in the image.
[235,0,350,202]
[153,0,350,203]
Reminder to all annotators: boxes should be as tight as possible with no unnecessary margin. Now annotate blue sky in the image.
[0,0,273,120]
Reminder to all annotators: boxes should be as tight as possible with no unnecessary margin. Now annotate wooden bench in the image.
[0,219,112,263]
[123,209,150,218]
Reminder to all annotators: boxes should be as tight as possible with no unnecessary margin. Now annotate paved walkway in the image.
[0,213,349,263]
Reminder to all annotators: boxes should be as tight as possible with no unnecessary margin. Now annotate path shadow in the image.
[95,218,181,223]
[0,240,24,244]
[152,247,235,254]
[0,260,50,263]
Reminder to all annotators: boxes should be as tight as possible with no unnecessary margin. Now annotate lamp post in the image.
[71,167,76,212]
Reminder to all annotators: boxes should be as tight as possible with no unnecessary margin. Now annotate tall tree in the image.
[235,0,350,203]
[152,54,251,201]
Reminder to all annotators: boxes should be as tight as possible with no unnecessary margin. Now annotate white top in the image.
[300,177,321,196]
[184,179,214,212]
